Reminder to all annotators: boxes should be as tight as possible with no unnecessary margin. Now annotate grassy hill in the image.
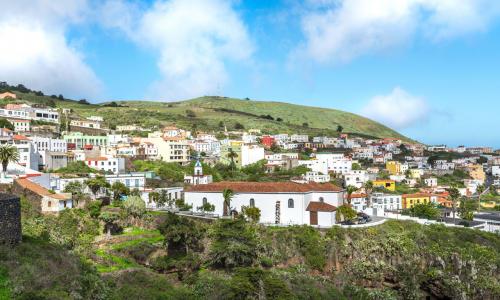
[5,90,410,140]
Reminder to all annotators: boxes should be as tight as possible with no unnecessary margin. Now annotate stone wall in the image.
[0,193,22,244]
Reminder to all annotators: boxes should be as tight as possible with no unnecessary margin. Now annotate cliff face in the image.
[258,220,500,299]
[0,193,21,245]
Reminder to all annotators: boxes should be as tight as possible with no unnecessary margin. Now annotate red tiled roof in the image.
[15,179,70,200]
[350,193,368,198]
[402,193,433,198]
[185,181,343,193]
[13,135,30,140]
[306,201,337,212]
[86,156,108,161]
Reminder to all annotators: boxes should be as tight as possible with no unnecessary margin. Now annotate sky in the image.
[0,0,499,148]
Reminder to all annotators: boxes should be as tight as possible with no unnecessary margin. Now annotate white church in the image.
[184,181,345,227]
[184,159,213,185]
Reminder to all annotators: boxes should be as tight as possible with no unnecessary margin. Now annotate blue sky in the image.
[1,0,499,148]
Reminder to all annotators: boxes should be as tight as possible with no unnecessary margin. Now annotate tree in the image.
[336,125,343,133]
[123,195,146,219]
[197,201,215,213]
[345,185,358,205]
[111,181,130,201]
[159,212,206,257]
[63,181,87,207]
[241,206,261,223]
[0,118,14,131]
[99,210,120,237]
[222,188,234,217]
[209,218,258,269]
[0,144,19,173]
[227,149,238,170]
[351,163,362,170]
[476,184,485,212]
[85,176,109,198]
[364,180,374,207]
[335,204,357,223]
[446,187,461,224]
[458,199,476,221]
[218,121,224,128]
[234,122,245,130]
[302,122,309,128]
[404,203,440,219]
[186,109,196,118]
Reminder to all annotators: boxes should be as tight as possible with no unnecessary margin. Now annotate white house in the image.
[31,137,67,152]
[424,177,438,187]
[343,170,369,188]
[290,134,308,143]
[298,153,352,175]
[370,193,402,211]
[85,156,125,174]
[184,182,344,226]
[492,166,500,178]
[7,119,30,132]
[105,173,146,190]
[302,171,330,183]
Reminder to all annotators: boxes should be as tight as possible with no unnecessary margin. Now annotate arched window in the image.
[319,197,324,203]
[47,201,52,207]
[202,197,207,205]
[288,198,294,208]
[249,198,255,207]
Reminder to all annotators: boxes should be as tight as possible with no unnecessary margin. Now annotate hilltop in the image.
[1,86,410,141]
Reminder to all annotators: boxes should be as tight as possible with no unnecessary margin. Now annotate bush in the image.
[123,196,146,218]
[209,219,258,269]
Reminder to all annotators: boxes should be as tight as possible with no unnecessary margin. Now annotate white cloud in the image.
[101,0,254,100]
[0,0,102,99]
[361,87,429,129]
[297,0,500,63]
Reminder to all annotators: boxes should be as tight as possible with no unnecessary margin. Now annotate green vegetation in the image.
[6,88,409,140]
[403,203,441,219]
[0,118,14,131]
[5,183,500,299]
[436,170,470,187]
[53,160,100,174]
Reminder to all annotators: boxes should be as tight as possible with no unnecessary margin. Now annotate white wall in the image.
[184,191,343,226]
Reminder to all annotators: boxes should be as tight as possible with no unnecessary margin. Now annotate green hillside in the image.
[4,89,409,140]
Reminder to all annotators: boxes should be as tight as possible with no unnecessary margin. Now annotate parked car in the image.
[341,219,356,225]
[357,217,367,224]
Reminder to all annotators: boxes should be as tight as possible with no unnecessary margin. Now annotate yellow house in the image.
[402,193,432,209]
[468,164,486,182]
[373,179,396,191]
[386,161,401,175]
[409,169,422,179]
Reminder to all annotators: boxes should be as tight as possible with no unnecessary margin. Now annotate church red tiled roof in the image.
[185,181,343,193]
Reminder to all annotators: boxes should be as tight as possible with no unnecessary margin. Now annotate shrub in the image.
[209,219,258,269]
[123,196,146,218]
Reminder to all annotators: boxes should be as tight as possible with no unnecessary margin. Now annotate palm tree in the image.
[227,149,238,170]
[476,184,485,212]
[364,181,374,207]
[222,188,234,217]
[345,185,358,205]
[0,145,19,173]
[446,186,461,224]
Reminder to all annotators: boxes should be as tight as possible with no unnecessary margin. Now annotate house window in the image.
[288,198,294,208]
[48,201,51,207]
[202,197,207,205]
[249,198,255,207]
[319,197,324,203]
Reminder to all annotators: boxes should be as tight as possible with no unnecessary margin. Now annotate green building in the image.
[63,132,108,149]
